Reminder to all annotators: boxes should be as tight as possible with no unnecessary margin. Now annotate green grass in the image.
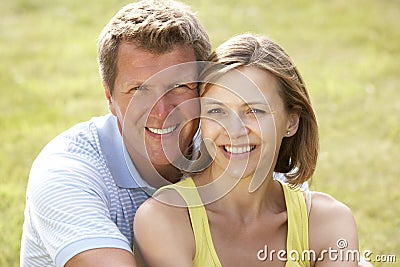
[1,0,399,266]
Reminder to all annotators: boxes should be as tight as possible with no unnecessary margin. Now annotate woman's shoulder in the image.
[309,191,354,220]
[308,191,359,264]
[135,187,190,225]
[134,187,196,266]
[135,177,198,226]
[308,191,356,232]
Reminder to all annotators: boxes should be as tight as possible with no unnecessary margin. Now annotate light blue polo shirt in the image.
[20,114,153,267]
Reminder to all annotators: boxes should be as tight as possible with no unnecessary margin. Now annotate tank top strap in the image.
[154,178,222,267]
[278,180,310,267]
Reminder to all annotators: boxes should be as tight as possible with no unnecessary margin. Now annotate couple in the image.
[20,0,365,266]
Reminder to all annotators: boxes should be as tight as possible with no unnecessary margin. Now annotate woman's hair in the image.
[97,0,211,93]
[201,33,319,185]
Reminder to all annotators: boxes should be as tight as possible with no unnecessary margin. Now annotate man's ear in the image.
[285,112,300,137]
[103,81,117,116]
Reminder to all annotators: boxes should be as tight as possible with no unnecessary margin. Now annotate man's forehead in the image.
[118,42,198,67]
[136,63,199,84]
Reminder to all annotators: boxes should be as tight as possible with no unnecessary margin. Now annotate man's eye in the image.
[172,82,198,90]
[173,84,185,89]
[128,85,147,93]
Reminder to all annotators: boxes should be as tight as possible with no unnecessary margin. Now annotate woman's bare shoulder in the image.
[134,189,195,266]
[135,188,190,229]
[308,191,359,266]
[308,191,356,230]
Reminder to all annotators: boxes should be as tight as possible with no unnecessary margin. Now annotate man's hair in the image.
[97,0,211,93]
[201,33,319,186]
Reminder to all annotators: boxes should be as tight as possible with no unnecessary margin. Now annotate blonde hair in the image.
[202,33,319,185]
[97,0,211,93]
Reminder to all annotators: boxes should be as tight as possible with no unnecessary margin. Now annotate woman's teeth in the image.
[224,145,255,154]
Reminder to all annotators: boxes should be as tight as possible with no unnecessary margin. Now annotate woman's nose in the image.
[224,113,250,139]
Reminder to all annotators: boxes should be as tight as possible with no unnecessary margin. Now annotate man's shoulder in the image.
[41,114,114,154]
[62,114,115,141]
[26,115,123,202]
[29,114,117,180]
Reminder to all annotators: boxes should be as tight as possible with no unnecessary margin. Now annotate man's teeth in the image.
[147,125,177,135]
[224,145,255,154]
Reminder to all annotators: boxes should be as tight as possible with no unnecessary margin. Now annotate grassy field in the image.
[1,0,399,266]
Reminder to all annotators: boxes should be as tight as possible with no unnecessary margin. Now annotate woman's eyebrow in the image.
[201,99,269,107]
[243,101,267,105]
[201,99,224,105]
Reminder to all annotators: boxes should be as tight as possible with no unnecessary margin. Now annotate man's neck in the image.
[128,151,182,189]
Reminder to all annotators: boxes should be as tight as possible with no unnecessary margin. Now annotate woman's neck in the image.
[194,169,286,222]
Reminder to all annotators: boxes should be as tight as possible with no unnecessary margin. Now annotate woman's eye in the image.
[248,108,265,114]
[135,85,147,91]
[207,108,223,114]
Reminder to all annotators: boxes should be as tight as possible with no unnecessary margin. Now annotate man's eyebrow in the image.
[170,81,198,87]
[171,75,199,84]
[122,80,144,88]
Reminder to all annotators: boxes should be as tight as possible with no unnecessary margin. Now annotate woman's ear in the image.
[103,81,117,116]
[285,112,300,137]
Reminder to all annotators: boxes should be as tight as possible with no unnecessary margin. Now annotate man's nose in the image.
[150,93,175,119]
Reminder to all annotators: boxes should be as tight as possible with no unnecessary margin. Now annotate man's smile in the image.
[146,124,180,135]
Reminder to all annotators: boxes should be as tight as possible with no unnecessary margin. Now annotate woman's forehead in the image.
[202,66,281,104]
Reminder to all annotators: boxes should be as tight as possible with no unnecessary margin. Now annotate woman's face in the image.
[201,66,297,183]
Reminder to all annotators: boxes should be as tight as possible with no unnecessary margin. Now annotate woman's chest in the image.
[208,214,289,267]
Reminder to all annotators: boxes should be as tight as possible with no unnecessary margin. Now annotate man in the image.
[20,1,210,266]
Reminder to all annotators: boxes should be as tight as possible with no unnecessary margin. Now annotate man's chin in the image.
[148,151,180,166]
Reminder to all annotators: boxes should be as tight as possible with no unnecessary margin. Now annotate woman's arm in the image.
[308,192,359,267]
[133,197,195,267]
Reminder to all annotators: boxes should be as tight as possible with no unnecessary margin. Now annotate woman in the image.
[134,33,359,267]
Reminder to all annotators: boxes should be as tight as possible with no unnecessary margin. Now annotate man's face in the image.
[107,42,199,167]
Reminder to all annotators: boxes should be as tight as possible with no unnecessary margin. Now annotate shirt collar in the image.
[122,142,156,195]
[95,114,155,195]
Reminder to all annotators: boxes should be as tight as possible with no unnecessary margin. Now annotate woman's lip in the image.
[219,145,258,159]
[223,145,256,154]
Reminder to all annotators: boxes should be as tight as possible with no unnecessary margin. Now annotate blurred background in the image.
[0,0,399,266]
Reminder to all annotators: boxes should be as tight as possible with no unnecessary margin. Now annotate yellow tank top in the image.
[157,177,310,267]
